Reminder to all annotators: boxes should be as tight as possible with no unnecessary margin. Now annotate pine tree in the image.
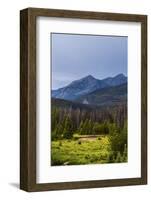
[115,152,122,163]
[82,119,89,135]
[88,119,93,134]
[122,144,127,162]
[78,120,84,134]
[63,116,73,139]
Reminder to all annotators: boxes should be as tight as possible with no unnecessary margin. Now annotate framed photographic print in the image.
[20,8,147,191]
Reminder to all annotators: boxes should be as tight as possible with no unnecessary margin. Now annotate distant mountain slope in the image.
[52,75,107,100]
[52,74,127,101]
[51,97,93,111]
[75,83,127,106]
[102,73,127,87]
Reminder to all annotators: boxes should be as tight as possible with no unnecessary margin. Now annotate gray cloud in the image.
[51,33,127,89]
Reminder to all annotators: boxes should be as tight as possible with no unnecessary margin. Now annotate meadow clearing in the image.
[51,134,127,166]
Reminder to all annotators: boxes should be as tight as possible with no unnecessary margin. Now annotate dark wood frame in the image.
[20,7,147,192]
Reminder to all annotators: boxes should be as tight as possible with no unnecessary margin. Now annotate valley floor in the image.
[51,135,126,166]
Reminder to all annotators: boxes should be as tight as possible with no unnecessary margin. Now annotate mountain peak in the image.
[81,75,96,81]
[115,73,126,78]
[69,74,96,85]
[102,73,127,87]
[85,75,95,79]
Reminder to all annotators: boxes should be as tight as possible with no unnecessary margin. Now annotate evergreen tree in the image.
[79,120,84,135]
[63,116,73,139]
[115,152,122,163]
[109,121,127,154]
[121,144,127,162]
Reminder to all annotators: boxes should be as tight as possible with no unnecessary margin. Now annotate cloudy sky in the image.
[51,33,127,90]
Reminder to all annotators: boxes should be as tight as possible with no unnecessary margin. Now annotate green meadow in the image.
[51,134,127,166]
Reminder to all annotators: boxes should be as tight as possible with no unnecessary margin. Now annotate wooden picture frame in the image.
[20,7,147,192]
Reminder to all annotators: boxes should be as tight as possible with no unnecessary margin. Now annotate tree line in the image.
[51,104,127,139]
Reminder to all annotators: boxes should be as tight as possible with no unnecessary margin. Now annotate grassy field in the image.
[51,135,114,166]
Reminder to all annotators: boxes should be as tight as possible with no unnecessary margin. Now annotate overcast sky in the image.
[51,33,127,90]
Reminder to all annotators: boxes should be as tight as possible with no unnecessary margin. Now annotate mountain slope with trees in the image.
[75,83,127,106]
